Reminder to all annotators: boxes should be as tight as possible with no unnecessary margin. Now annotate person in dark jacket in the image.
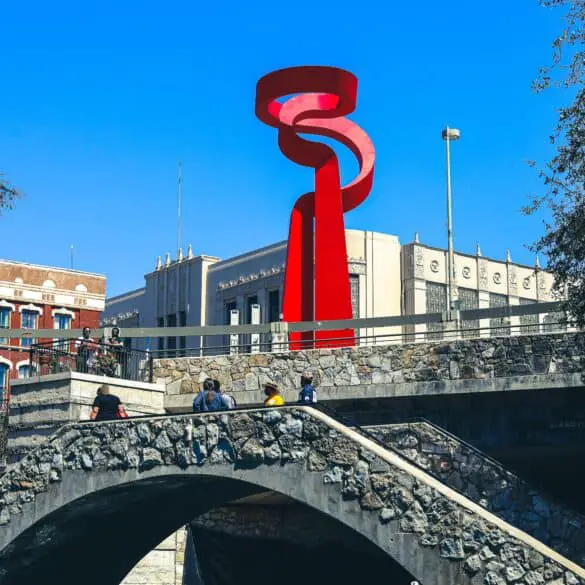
[90,384,127,421]
[298,372,317,404]
[193,378,224,412]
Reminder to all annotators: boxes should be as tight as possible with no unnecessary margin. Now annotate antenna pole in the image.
[70,245,74,269]
[177,160,182,254]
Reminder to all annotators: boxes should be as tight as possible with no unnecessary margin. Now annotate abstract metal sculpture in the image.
[256,66,375,348]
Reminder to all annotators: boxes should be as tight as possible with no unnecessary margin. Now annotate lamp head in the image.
[442,127,461,141]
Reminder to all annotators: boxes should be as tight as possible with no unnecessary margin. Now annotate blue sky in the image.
[0,1,570,296]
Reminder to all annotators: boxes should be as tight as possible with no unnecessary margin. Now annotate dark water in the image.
[187,526,415,585]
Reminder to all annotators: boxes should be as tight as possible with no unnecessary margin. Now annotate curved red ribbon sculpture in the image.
[256,66,375,349]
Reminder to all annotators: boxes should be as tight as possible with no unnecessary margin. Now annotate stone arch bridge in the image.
[0,407,583,585]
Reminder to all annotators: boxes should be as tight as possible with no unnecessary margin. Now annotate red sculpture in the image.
[256,66,375,349]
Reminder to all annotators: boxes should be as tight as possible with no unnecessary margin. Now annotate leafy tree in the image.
[0,175,20,216]
[524,0,585,325]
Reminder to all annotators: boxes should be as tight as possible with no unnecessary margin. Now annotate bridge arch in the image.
[0,408,582,585]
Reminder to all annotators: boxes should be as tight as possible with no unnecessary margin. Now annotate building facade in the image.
[102,230,559,355]
[0,260,106,398]
[401,239,558,339]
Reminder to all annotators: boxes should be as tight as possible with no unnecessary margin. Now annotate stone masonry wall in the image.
[0,409,583,585]
[369,422,585,567]
[155,332,585,399]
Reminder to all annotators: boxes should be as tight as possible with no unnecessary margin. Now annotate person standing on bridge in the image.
[214,379,236,409]
[298,372,317,404]
[193,378,225,412]
[263,382,284,407]
[90,384,128,421]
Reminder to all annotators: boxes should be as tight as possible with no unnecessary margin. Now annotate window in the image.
[543,311,567,333]
[157,317,165,355]
[21,310,38,347]
[0,364,8,402]
[246,296,258,324]
[224,301,237,325]
[458,288,479,339]
[0,307,11,344]
[268,290,280,323]
[166,314,177,355]
[426,282,446,340]
[54,313,72,351]
[519,298,539,334]
[489,293,509,337]
[18,364,35,379]
[179,311,187,357]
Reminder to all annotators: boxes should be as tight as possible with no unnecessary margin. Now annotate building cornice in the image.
[403,242,544,272]
[0,259,105,279]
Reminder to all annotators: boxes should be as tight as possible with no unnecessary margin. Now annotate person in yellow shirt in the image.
[263,382,284,407]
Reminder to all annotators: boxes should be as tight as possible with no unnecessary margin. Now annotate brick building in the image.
[0,260,106,399]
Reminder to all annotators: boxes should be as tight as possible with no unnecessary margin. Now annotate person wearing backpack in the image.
[193,379,225,412]
[298,372,317,404]
[214,379,236,409]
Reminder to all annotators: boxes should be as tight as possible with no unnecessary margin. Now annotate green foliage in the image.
[525,0,585,326]
[0,175,20,216]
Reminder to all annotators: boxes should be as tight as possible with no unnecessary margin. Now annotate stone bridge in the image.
[0,407,584,585]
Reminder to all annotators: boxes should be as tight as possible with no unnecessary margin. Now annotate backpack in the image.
[298,384,316,404]
[221,394,237,409]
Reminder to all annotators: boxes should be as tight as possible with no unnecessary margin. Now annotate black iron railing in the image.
[29,340,153,383]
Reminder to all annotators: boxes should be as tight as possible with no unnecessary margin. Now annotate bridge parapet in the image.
[0,408,584,585]
[157,332,585,405]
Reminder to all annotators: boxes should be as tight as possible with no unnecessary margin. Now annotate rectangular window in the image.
[268,290,280,323]
[0,364,7,402]
[166,314,177,355]
[18,364,35,379]
[0,308,10,345]
[489,293,509,337]
[426,282,446,340]
[179,311,187,357]
[21,310,38,347]
[224,301,237,325]
[157,317,165,355]
[458,287,479,339]
[246,296,258,324]
[54,314,72,351]
[519,298,539,334]
[543,311,567,333]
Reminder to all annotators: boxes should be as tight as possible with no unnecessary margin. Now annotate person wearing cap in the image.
[298,372,317,404]
[263,382,284,407]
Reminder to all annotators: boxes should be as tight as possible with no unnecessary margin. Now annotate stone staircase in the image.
[367,419,585,567]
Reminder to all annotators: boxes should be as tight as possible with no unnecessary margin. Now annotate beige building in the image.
[103,230,561,352]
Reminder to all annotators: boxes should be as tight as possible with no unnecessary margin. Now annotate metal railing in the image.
[148,317,570,358]
[0,301,574,360]
[29,340,153,383]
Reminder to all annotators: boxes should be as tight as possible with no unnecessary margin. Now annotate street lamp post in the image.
[442,126,460,320]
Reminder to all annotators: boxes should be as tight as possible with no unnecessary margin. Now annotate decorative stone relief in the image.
[348,262,366,276]
[478,261,489,290]
[508,268,518,294]
[493,272,502,285]
[522,277,531,290]
[462,266,471,279]
[414,251,425,278]
[429,260,439,273]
